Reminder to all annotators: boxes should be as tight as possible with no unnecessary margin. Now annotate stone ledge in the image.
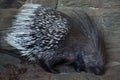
[57,0,120,8]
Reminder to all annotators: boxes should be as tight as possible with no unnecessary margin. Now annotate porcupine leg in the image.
[44,59,60,73]
[39,56,65,73]
[43,54,69,73]
[38,57,60,73]
[73,54,85,72]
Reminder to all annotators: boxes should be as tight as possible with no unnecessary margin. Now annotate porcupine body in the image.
[2,3,105,75]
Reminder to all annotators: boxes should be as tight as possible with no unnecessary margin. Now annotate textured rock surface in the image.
[101,12,120,28]
[0,0,25,8]
[0,0,58,8]
[58,0,102,8]
[26,0,58,8]
[0,0,120,80]
[58,0,120,8]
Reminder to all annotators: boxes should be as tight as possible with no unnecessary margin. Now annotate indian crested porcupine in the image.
[0,3,105,75]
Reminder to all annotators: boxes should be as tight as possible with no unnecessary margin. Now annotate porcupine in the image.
[0,3,105,75]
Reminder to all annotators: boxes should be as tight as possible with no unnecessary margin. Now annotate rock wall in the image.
[57,0,120,8]
[26,0,58,8]
[0,0,26,8]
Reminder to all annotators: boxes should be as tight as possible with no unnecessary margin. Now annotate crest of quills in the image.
[5,4,70,61]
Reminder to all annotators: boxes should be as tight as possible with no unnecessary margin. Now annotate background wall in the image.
[0,0,120,80]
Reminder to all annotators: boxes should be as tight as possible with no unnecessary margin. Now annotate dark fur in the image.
[35,11,105,74]
[0,7,105,75]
